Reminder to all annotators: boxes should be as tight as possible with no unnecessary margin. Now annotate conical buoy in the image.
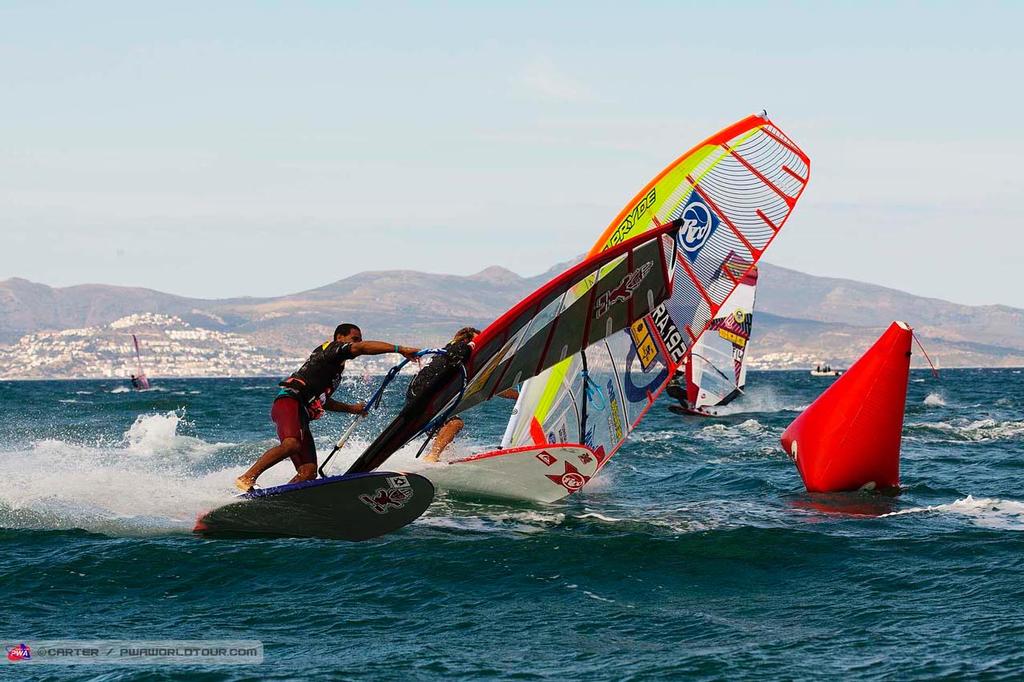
[781,321,913,493]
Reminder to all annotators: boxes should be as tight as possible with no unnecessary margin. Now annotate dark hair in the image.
[334,323,361,338]
[451,326,481,345]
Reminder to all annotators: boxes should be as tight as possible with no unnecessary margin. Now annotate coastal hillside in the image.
[1,263,1021,378]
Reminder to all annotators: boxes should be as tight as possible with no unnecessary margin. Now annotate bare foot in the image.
[235,475,255,492]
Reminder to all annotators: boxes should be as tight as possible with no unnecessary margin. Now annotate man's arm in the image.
[497,388,519,400]
[349,341,420,362]
[324,399,366,415]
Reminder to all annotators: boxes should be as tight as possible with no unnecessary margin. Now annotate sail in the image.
[346,221,682,474]
[504,113,809,461]
[132,334,151,390]
[688,260,758,409]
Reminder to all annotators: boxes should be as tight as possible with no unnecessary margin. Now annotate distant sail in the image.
[504,113,809,461]
[346,221,682,474]
[132,334,151,390]
[678,260,758,412]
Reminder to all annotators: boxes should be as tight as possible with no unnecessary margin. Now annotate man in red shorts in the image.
[235,323,419,491]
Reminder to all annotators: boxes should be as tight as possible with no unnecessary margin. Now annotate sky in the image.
[2,1,1023,307]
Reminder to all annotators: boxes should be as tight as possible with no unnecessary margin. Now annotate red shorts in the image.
[271,396,316,468]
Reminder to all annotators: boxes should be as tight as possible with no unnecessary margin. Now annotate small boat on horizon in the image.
[810,364,843,377]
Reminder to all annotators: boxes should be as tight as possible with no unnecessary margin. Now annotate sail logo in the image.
[608,187,657,247]
[629,318,660,371]
[650,303,686,363]
[594,261,653,318]
[678,198,719,262]
[6,643,31,662]
[606,379,623,442]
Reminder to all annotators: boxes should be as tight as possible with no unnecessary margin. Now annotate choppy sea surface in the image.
[1,369,1023,680]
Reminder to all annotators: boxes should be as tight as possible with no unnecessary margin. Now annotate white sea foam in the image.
[583,590,615,603]
[708,386,805,415]
[415,506,566,534]
[696,419,766,441]
[0,411,242,535]
[633,430,684,443]
[575,511,623,523]
[110,385,168,393]
[883,496,1024,530]
[923,392,947,407]
[910,418,1024,442]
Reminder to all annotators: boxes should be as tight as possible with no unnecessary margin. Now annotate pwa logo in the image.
[678,197,719,262]
[594,261,653,318]
[6,643,31,662]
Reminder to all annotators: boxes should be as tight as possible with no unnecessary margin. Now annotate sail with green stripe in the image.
[500,113,810,471]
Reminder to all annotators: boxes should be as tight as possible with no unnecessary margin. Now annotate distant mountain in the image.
[2,260,1022,378]
[0,277,259,344]
[756,264,1024,352]
[749,312,1024,370]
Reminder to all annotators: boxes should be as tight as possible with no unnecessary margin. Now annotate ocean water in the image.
[1,369,1023,680]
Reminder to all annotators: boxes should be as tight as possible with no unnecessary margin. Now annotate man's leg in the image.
[236,438,301,491]
[290,463,318,483]
[424,416,464,462]
[236,397,306,491]
[288,429,319,483]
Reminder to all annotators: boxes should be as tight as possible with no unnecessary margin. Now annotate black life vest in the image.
[406,341,472,402]
[279,341,355,405]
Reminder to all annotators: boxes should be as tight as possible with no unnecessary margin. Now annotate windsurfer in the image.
[235,324,420,491]
[413,327,519,463]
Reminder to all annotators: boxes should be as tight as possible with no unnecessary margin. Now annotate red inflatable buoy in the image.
[781,321,913,493]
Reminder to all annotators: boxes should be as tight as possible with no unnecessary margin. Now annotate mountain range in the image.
[1,261,1022,377]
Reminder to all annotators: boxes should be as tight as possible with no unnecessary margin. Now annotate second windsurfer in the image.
[413,327,519,462]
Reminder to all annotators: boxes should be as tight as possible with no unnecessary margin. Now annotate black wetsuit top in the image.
[406,340,473,403]
[279,341,355,406]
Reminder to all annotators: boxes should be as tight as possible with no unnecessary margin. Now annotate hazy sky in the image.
[2,2,1022,307]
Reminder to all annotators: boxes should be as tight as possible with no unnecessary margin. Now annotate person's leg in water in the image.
[236,397,308,491]
[236,437,302,491]
[424,416,464,462]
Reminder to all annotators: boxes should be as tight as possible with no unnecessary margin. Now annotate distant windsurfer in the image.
[412,327,518,463]
[235,323,419,491]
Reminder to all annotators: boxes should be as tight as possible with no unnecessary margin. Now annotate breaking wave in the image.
[908,418,1024,443]
[883,496,1024,531]
[696,419,767,441]
[923,392,947,407]
[703,386,807,415]
[0,411,242,535]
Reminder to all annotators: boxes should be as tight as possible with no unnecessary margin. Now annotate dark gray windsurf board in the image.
[194,471,434,541]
